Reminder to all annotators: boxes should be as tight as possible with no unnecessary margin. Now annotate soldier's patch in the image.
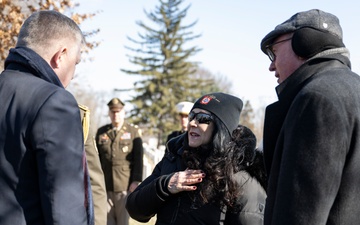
[120,132,131,140]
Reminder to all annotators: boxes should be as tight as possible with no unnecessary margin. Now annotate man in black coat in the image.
[0,11,90,225]
[260,9,360,224]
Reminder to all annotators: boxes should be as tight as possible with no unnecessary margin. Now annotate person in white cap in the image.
[166,101,194,143]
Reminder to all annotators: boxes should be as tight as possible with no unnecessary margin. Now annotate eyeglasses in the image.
[265,38,292,62]
[188,112,213,124]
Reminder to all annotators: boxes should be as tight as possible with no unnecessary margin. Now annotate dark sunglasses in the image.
[265,37,292,62]
[188,112,213,124]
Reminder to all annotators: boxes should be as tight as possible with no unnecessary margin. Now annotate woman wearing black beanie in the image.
[126,92,266,225]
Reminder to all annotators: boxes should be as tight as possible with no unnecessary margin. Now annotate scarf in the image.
[5,46,64,88]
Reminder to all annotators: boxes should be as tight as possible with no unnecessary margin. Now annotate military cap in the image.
[107,98,125,109]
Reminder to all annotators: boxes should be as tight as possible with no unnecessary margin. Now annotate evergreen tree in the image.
[240,100,256,132]
[121,0,204,144]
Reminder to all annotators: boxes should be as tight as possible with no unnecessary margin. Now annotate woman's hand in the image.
[167,169,206,194]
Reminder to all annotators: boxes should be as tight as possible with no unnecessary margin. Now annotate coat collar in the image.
[276,54,350,103]
[263,54,351,176]
[5,47,63,88]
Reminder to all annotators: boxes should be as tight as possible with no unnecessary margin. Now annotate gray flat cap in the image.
[260,9,343,54]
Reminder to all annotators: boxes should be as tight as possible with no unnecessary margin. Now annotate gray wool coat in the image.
[263,53,360,225]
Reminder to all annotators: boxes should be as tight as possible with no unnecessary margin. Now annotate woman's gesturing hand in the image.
[167,169,206,194]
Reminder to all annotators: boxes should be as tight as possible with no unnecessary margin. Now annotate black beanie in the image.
[191,92,243,134]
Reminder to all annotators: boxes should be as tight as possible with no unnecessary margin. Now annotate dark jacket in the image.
[126,133,266,225]
[263,54,360,225]
[0,47,88,224]
[166,130,185,143]
[96,123,143,192]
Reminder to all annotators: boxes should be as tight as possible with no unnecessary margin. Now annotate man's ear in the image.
[50,47,67,69]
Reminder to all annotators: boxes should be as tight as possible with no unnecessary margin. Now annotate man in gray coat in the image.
[260,9,360,224]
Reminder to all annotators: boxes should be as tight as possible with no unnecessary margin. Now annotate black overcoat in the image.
[0,48,87,224]
[263,54,360,224]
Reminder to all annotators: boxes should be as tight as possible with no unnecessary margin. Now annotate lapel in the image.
[116,124,128,141]
[263,63,310,174]
[262,60,322,174]
[263,57,350,176]
[111,123,128,141]
[263,102,288,174]
[107,127,117,141]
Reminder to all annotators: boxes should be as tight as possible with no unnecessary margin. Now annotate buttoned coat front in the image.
[96,123,143,192]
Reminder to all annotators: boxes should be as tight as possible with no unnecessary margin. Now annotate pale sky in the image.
[73,0,360,111]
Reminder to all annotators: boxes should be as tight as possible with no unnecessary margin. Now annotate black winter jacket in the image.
[126,133,266,225]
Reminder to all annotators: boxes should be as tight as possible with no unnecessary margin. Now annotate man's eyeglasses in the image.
[188,112,213,124]
[265,38,292,62]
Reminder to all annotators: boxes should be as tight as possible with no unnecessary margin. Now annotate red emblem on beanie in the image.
[200,96,212,105]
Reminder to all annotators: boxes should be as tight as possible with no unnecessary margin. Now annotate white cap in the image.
[175,101,193,115]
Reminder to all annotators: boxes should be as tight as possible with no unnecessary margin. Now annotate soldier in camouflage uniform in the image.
[95,98,143,225]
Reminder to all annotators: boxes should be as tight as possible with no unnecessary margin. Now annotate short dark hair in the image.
[17,10,84,52]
